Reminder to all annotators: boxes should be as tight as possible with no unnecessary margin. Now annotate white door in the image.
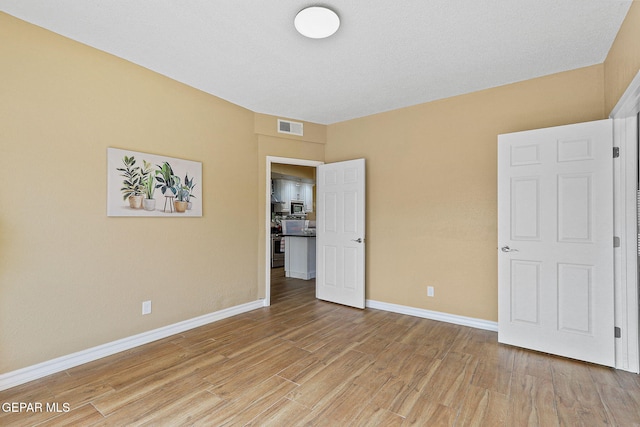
[498,119,615,366]
[316,159,366,309]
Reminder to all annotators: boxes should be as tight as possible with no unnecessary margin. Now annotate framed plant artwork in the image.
[107,148,202,217]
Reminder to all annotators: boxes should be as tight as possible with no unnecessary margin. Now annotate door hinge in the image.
[615,326,621,338]
[614,236,621,248]
[613,147,620,158]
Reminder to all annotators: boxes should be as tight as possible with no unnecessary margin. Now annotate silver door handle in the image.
[501,246,518,253]
[352,238,363,243]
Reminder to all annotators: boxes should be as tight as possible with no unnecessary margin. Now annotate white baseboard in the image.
[0,300,264,392]
[366,299,498,332]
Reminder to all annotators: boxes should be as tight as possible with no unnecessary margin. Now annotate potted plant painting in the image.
[155,162,178,197]
[172,178,190,213]
[141,160,156,211]
[183,173,196,210]
[117,155,143,209]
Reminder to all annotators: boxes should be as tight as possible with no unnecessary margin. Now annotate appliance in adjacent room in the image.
[290,201,304,214]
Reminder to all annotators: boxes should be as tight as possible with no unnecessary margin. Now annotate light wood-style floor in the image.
[2,269,640,426]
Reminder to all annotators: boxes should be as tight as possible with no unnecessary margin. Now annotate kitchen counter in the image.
[282,232,316,237]
[284,235,316,280]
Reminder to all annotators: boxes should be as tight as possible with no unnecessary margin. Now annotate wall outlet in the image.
[427,286,434,297]
[142,300,152,315]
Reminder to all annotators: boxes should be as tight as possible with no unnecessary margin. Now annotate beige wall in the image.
[321,0,640,326]
[604,1,640,114]
[0,13,262,373]
[325,65,606,321]
[4,1,640,375]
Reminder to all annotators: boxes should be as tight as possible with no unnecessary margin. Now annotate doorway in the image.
[265,157,324,306]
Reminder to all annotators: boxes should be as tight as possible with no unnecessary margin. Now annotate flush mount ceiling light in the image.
[294,6,340,39]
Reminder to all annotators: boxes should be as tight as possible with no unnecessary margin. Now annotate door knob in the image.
[352,238,363,243]
[501,246,518,252]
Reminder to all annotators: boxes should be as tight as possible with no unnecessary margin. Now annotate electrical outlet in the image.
[142,300,152,315]
[427,286,434,297]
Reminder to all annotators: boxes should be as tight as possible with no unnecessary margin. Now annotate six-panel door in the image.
[497,120,615,366]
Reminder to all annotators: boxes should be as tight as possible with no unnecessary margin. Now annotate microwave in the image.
[291,201,304,214]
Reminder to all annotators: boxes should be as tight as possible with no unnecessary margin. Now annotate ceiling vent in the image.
[278,119,303,136]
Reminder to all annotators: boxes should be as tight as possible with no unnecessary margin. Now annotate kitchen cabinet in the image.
[303,183,314,212]
[289,181,304,201]
[273,179,290,212]
[273,179,314,213]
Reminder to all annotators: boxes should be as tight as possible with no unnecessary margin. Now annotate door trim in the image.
[610,70,640,373]
[264,156,323,306]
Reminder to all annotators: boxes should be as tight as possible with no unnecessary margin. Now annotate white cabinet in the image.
[284,236,316,280]
[289,181,304,201]
[303,183,314,212]
[273,179,290,212]
[273,179,314,213]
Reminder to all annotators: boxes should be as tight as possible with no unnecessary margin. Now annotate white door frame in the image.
[264,156,324,306]
[610,71,640,373]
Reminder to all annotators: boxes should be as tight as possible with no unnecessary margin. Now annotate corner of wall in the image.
[603,1,640,115]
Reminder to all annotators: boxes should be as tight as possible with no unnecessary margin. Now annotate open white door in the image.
[316,159,366,309]
[498,119,615,366]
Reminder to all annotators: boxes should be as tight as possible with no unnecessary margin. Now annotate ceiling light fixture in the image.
[294,6,340,39]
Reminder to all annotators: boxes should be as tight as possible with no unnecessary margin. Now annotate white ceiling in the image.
[0,1,632,124]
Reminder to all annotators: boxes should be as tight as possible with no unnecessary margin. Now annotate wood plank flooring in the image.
[2,268,640,426]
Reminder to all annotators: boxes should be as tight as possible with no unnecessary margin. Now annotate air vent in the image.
[277,119,303,136]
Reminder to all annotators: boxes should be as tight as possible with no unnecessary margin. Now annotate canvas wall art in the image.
[107,148,202,217]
